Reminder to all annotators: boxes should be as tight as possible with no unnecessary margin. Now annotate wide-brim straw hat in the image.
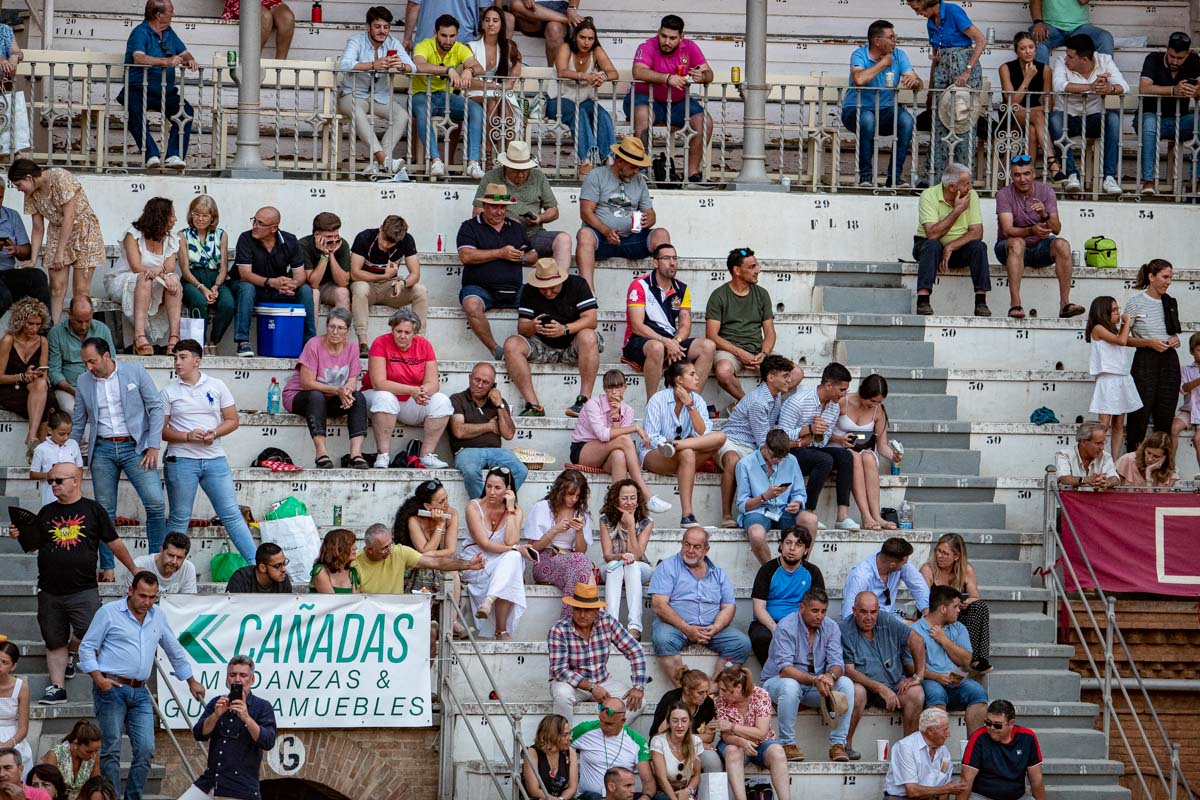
[527,257,569,289]
[497,140,538,170]
[611,135,652,168]
[562,582,607,609]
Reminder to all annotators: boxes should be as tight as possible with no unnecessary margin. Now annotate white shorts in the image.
[364,389,453,422]
[718,438,756,464]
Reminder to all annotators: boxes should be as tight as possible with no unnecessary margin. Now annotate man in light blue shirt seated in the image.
[735,428,808,564]
[78,571,205,800]
[841,20,922,187]
[913,584,988,734]
[338,6,417,176]
[841,536,930,618]
[0,182,48,320]
[649,527,751,678]
[761,588,856,763]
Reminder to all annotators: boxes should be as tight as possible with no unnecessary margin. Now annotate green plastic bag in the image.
[210,548,248,583]
[266,496,308,521]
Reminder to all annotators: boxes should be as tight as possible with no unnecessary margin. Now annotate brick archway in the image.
[265,730,429,800]
[262,778,351,800]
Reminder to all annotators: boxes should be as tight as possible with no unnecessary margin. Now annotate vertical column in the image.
[230,8,268,173]
[42,0,54,47]
[734,0,770,185]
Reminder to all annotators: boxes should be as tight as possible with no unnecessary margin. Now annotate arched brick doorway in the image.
[262,778,350,800]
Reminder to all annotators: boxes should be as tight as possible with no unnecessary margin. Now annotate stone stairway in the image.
[818,259,1130,800]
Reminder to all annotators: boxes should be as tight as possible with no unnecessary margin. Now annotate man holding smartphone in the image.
[338,6,416,176]
[183,656,277,800]
[1137,31,1200,194]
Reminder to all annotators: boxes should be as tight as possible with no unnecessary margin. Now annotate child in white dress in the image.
[1085,295,1142,460]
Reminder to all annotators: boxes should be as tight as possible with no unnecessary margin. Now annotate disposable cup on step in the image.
[876,739,889,760]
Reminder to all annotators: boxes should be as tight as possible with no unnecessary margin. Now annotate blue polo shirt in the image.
[0,207,30,270]
[840,609,913,687]
[927,2,975,49]
[125,21,188,90]
[913,616,971,674]
[648,553,734,628]
[844,45,915,109]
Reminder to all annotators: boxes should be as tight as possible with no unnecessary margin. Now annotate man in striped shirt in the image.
[780,362,859,530]
[718,353,797,527]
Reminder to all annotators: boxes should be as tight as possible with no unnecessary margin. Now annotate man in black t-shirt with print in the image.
[8,462,137,706]
[348,215,429,358]
[958,699,1046,800]
[503,258,602,418]
[1138,31,1200,194]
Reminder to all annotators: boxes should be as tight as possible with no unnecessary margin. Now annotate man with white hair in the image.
[913,162,990,317]
[883,707,968,799]
[356,522,483,594]
[1054,420,1119,489]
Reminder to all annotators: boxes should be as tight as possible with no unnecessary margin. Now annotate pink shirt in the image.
[362,334,436,401]
[715,685,776,740]
[632,36,707,102]
[1181,362,1200,424]
[24,787,52,800]
[572,394,634,444]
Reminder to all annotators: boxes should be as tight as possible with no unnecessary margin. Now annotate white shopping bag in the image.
[257,514,320,586]
[698,772,730,800]
[180,309,205,345]
[0,91,32,154]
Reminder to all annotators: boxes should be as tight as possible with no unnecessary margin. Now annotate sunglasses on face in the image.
[984,720,1008,730]
[47,477,72,485]
[1010,154,1032,165]
[597,705,626,717]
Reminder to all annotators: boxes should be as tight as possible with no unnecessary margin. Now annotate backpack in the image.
[1084,235,1118,269]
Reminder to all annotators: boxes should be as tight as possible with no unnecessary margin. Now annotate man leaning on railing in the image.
[1048,34,1127,196]
[121,0,197,170]
[1137,31,1200,196]
[1054,420,1120,490]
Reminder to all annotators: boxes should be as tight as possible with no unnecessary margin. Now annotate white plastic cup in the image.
[884,71,895,88]
[631,211,644,233]
[960,739,969,757]
[876,739,889,760]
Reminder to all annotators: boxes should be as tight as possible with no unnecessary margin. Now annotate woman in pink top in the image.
[713,666,791,800]
[571,369,672,514]
[361,308,453,469]
[1115,432,1177,487]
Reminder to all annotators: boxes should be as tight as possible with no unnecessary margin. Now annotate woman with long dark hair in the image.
[832,374,899,530]
[468,6,524,156]
[597,478,654,638]
[41,719,100,798]
[1123,259,1183,453]
[525,469,596,618]
[27,764,68,800]
[393,478,464,610]
[109,197,183,355]
[998,32,1058,177]
[464,467,532,638]
[546,17,619,177]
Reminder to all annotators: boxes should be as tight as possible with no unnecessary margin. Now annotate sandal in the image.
[166,335,180,355]
[1007,305,1026,319]
[348,455,370,470]
[315,455,334,469]
[1059,303,1085,318]
[134,335,154,356]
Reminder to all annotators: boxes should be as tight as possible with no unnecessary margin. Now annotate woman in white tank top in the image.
[833,374,900,530]
[467,8,524,156]
[545,18,619,176]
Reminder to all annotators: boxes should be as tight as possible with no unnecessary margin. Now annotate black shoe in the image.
[565,394,587,418]
[916,297,933,316]
[39,684,67,705]
[974,302,992,317]
[970,657,994,675]
[1052,170,1067,183]
[687,172,703,183]
[64,652,77,680]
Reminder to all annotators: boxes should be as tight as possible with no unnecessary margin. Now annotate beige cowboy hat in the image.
[611,135,653,168]
[562,582,607,609]
[497,140,538,170]
[823,689,851,722]
[937,88,980,136]
[527,257,569,289]
[479,183,517,205]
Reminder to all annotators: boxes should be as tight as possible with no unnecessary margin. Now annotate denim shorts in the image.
[922,676,988,710]
[994,236,1056,267]
[584,227,654,262]
[623,92,706,129]
[717,738,781,767]
[459,284,519,310]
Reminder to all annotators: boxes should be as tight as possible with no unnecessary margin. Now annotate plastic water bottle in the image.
[267,378,282,415]
[890,440,904,475]
[898,500,914,530]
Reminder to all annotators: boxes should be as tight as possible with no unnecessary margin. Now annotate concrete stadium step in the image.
[910,500,1006,530]
[878,393,959,420]
[986,643,1074,672]
[814,261,904,290]
[832,314,925,341]
[893,447,981,475]
[990,613,1057,644]
[837,339,936,368]
[971,558,1039,588]
[986,669,1081,703]
[817,286,914,316]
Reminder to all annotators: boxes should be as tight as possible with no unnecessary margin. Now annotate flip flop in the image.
[1060,303,1085,318]
[315,455,334,469]
[1007,305,1026,319]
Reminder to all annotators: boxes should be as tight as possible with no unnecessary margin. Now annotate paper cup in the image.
[960,739,969,756]
[876,739,889,760]
[631,211,644,233]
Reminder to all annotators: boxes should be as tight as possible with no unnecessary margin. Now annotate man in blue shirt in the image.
[841,537,931,618]
[78,571,205,800]
[120,0,197,168]
[183,656,278,800]
[734,428,807,564]
[761,588,856,763]
[649,527,750,679]
[0,182,48,320]
[913,584,988,735]
[842,20,923,186]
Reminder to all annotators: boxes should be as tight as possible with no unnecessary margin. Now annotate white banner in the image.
[155,593,432,728]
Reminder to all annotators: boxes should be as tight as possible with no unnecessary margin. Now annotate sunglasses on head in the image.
[484,193,513,202]
[422,479,442,492]
[732,247,753,257]
[1168,31,1191,50]
[1010,154,1032,165]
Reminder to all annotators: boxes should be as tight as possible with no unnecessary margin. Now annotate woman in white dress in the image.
[832,374,900,531]
[108,197,183,355]
[0,639,31,779]
[1085,295,1141,460]
[464,467,533,639]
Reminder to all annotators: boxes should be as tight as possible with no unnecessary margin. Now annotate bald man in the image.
[232,206,315,357]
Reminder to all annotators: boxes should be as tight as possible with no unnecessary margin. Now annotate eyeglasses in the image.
[1010,154,1032,165]
[250,217,278,229]
[47,477,72,485]
[266,559,290,569]
[1168,31,1191,50]
[984,720,1008,730]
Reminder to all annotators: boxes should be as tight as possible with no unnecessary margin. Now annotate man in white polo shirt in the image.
[159,340,256,564]
[125,531,197,594]
[884,707,966,799]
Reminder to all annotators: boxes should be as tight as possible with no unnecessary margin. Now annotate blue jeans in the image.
[545,97,615,164]
[1049,109,1121,179]
[412,90,482,162]
[91,438,166,571]
[740,510,798,533]
[922,676,988,710]
[164,455,256,563]
[120,86,193,161]
[454,447,528,500]
[94,684,155,800]
[232,280,316,345]
[651,619,751,663]
[764,674,855,746]
[1139,113,1198,181]
[840,105,914,183]
[1033,23,1114,65]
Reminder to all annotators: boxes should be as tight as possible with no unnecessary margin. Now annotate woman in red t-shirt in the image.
[361,308,453,469]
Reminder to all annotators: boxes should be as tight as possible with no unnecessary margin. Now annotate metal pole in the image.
[510,710,523,800]
[1102,596,1116,755]
[1169,742,1180,800]
[733,0,773,188]
[1042,466,1058,607]
[229,5,276,175]
[42,0,54,48]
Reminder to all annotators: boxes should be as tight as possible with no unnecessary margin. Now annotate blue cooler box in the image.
[254,303,305,357]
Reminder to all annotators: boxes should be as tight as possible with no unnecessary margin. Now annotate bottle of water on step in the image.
[898,500,913,530]
[267,378,282,415]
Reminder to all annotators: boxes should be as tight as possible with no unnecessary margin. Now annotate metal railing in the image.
[1041,468,1196,800]
[9,52,1200,197]
[150,659,207,785]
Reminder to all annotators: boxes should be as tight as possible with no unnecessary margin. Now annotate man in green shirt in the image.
[472,141,572,274]
[48,295,115,413]
[913,162,991,317]
[1029,0,1113,64]
[705,247,804,403]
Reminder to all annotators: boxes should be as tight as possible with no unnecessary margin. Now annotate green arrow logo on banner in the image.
[178,614,228,664]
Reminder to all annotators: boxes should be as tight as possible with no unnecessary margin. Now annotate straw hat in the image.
[497,140,538,170]
[611,135,652,168]
[937,88,977,135]
[479,183,516,205]
[562,582,607,609]
[527,257,569,289]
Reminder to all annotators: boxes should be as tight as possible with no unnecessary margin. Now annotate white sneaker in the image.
[364,161,382,176]
[816,521,828,530]
[1063,173,1081,193]
[420,453,449,470]
[429,159,446,178]
[145,156,161,168]
[165,155,186,169]
[374,453,391,469]
[1102,175,1122,195]
[835,518,861,531]
[656,441,677,459]
[646,495,673,514]
[466,161,485,180]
